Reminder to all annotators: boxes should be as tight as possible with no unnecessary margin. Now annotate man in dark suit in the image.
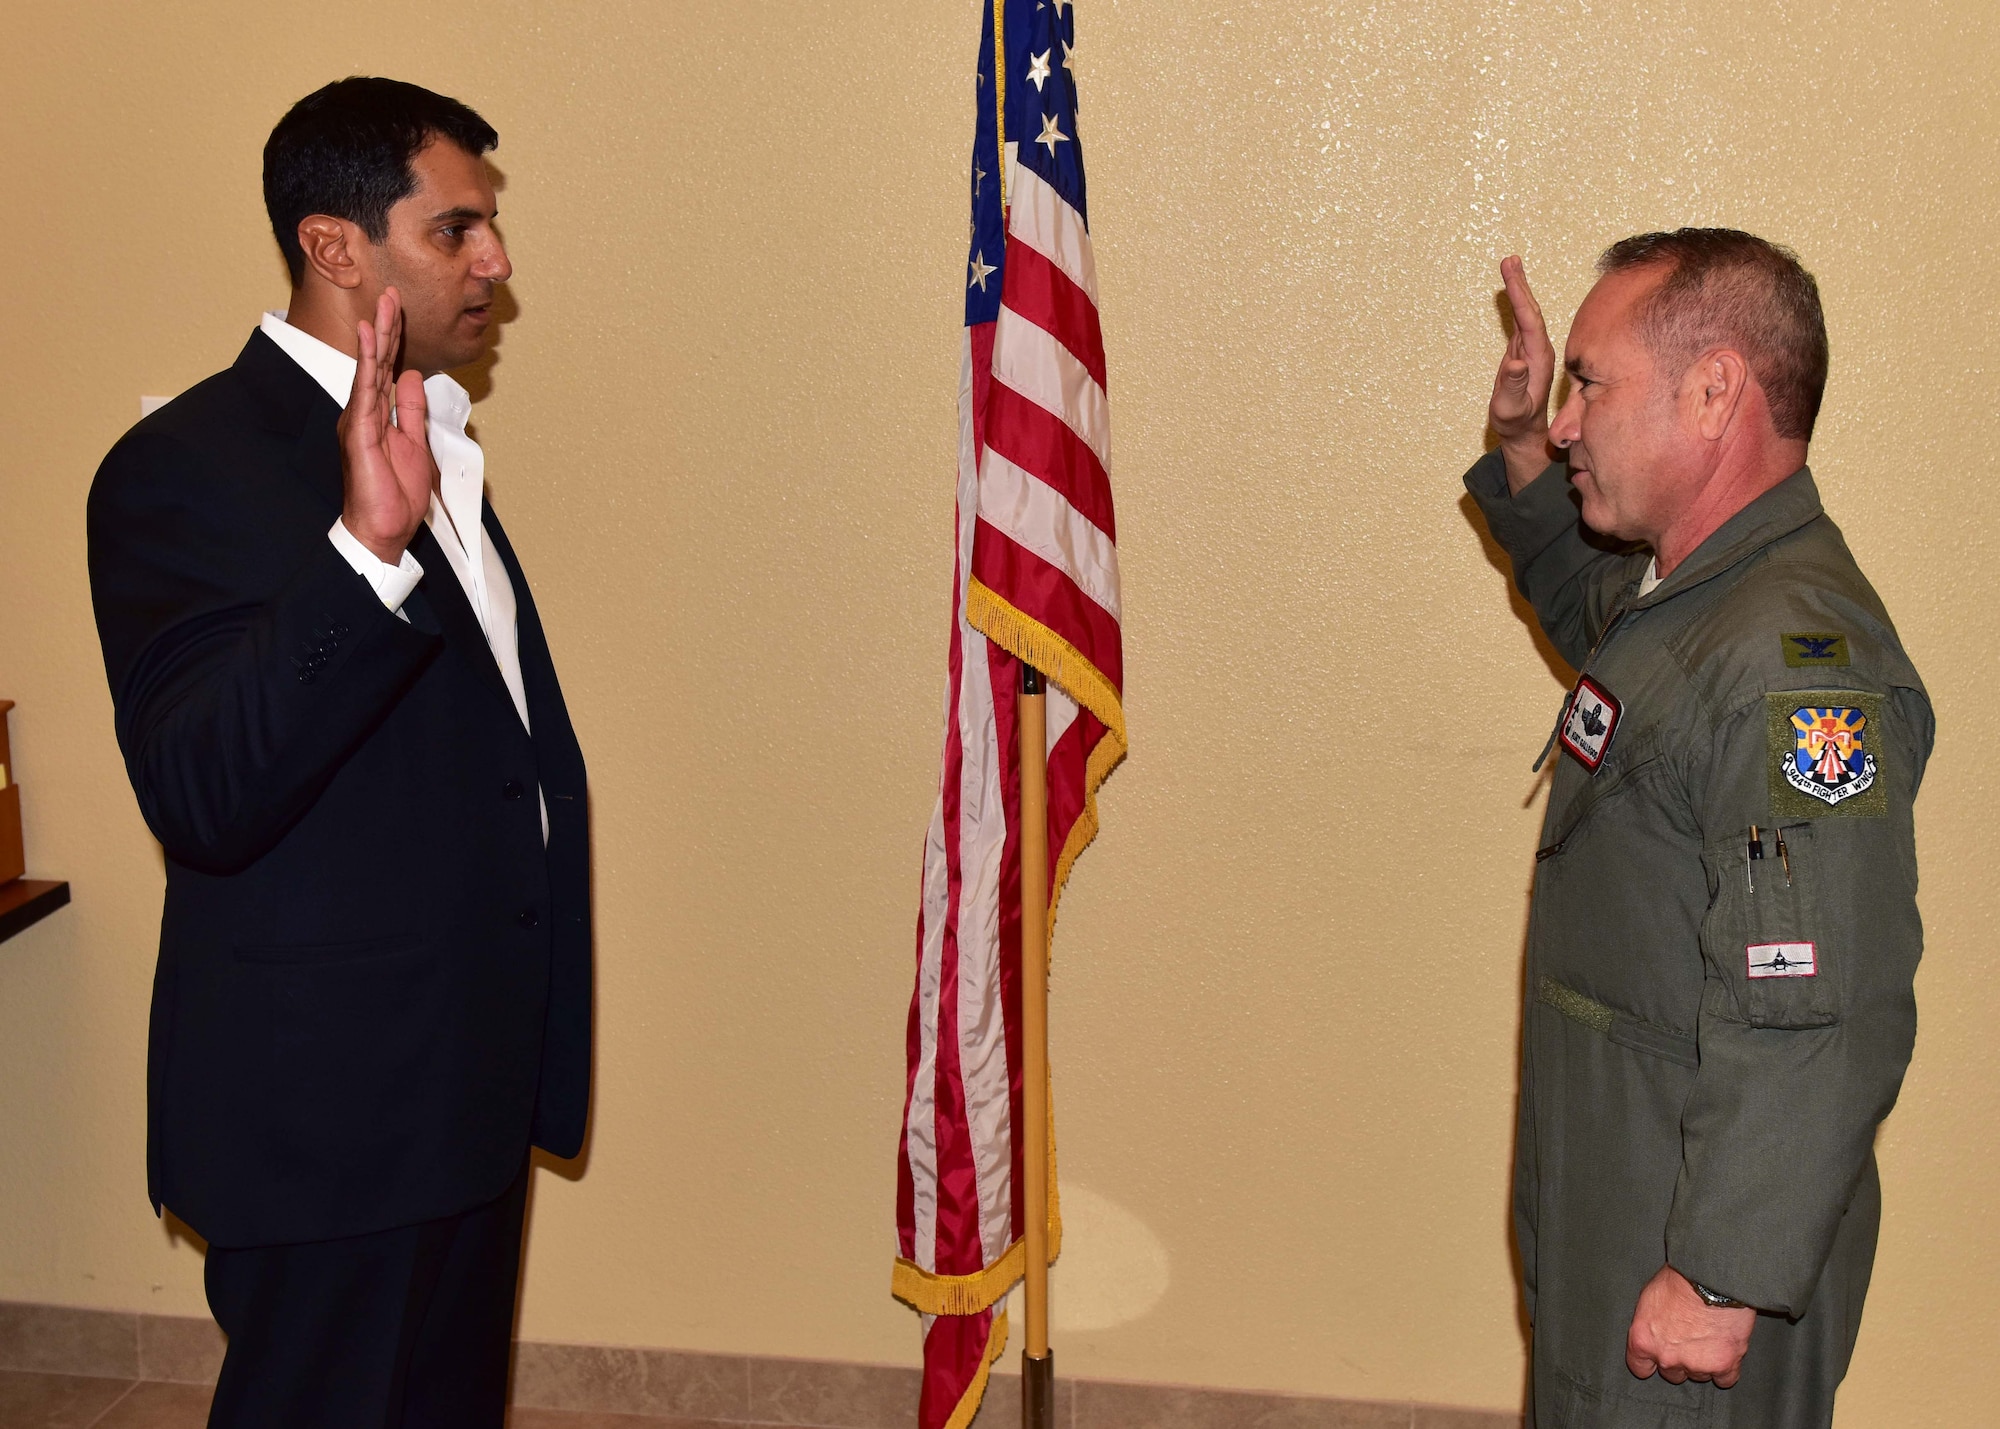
[86,77,589,1427]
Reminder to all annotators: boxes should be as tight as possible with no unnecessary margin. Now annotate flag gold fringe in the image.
[894,1240,1024,1318]
[993,0,1008,210]
[941,1307,1011,1429]
[966,578,1126,749]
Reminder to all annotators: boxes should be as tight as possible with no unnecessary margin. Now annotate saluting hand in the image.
[338,287,437,565]
[1488,255,1557,495]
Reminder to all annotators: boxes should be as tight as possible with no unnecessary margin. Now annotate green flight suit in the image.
[1465,452,1933,1428]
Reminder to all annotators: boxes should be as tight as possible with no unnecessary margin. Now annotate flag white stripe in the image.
[907,798,949,1271]
[1005,152,1099,306]
[957,330,1019,1269]
[954,632,1015,1267]
[977,451,1123,621]
[992,307,1110,469]
[1047,684,1079,751]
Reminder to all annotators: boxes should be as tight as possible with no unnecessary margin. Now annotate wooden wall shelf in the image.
[0,879,70,945]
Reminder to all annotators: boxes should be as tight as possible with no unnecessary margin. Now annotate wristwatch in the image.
[1689,1280,1750,1310]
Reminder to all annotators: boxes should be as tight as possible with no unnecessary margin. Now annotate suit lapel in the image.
[231,329,346,516]
[405,521,524,724]
[483,510,586,792]
[288,403,345,516]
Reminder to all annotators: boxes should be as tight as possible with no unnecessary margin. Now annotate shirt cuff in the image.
[328,519,424,612]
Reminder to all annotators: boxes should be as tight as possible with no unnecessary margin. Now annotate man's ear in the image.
[1689,348,1751,441]
[296,215,365,291]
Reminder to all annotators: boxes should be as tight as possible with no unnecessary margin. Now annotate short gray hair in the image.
[1599,228,1829,442]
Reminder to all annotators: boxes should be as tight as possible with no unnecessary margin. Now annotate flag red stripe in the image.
[971,519,1125,692]
[896,913,922,1259]
[984,382,1116,542]
[988,641,1028,1245]
[1001,238,1107,391]
[921,1309,993,1429]
[930,593,986,1279]
[1043,713,1093,894]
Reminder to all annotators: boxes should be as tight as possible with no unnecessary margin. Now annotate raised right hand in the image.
[337,287,437,565]
[1489,255,1558,494]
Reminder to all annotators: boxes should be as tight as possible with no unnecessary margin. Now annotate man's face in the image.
[1548,265,1699,545]
[360,139,511,376]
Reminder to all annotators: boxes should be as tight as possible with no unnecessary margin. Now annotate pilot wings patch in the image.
[1558,674,1621,774]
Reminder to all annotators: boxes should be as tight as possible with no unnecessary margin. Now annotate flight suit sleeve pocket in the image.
[1698,822,1840,1028]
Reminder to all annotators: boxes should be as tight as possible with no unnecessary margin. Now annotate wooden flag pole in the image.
[1018,663,1054,1429]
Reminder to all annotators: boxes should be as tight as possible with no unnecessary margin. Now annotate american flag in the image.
[892,1,1125,1425]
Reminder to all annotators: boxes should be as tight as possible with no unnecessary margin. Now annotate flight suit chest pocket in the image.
[1698,822,1839,1028]
[1538,737,1666,862]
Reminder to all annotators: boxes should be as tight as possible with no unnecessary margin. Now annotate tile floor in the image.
[0,1370,783,1429]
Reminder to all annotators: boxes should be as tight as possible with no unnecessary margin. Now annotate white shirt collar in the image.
[260,311,353,408]
[258,311,472,435]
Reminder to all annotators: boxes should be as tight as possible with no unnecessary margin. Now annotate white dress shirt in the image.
[260,311,546,841]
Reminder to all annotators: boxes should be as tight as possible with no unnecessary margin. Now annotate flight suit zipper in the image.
[1533,749,1664,861]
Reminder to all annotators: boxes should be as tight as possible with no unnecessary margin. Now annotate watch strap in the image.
[1690,1279,1749,1310]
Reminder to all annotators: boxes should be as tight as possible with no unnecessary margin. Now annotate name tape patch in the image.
[1558,674,1622,774]
[1747,941,1818,979]
[1783,632,1850,668]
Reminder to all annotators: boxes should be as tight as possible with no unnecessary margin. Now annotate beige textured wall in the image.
[1,1,1994,1422]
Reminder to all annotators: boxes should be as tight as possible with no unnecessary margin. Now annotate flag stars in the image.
[969,250,997,292]
[1062,40,1076,74]
[1035,112,1070,155]
[1027,49,1052,91]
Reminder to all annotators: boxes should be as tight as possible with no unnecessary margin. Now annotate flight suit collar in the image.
[1630,466,1823,610]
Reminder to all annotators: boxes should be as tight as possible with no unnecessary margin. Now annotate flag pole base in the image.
[1021,1350,1054,1429]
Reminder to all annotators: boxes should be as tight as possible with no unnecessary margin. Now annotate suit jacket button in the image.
[517,908,539,930]
[502,780,525,800]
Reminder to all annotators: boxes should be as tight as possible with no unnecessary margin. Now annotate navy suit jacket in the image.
[87,329,590,1248]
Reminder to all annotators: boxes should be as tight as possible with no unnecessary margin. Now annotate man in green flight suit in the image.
[1465,229,1933,1427]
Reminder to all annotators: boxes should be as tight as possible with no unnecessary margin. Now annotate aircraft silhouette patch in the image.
[1558,674,1621,774]
[1747,941,1818,979]
[1782,632,1850,668]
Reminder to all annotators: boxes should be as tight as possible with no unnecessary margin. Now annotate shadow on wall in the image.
[1461,302,1571,1414]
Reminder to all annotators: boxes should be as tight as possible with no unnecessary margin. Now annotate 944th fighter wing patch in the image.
[1768,691,1887,818]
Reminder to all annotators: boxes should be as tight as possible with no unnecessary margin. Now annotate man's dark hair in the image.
[263,77,498,284]
[1598,228,1829,442]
